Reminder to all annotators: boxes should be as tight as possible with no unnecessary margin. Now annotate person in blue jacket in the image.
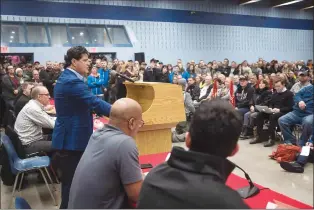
[278,84,313,146]
[98,60,110,102]
[184,64,196,80]
[170,65,188,82]
[87,65,104,99]
[52,46,111,209]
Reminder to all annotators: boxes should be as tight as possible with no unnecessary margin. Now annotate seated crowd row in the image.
[0,57,313,176]
[0,52,313,209]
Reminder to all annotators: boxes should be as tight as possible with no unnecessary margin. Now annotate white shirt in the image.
[68,68,84,81]
[199,85,209,99]
[15,99,55,145]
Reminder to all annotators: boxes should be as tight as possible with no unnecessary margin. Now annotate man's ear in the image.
[229,143,239,157]
[185,132,191,149]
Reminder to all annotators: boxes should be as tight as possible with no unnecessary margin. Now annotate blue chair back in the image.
[15,197,32,209]
[1,135,20,174]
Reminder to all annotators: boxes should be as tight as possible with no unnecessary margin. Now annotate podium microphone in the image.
[110,70,135,83]
[233,162,260,199]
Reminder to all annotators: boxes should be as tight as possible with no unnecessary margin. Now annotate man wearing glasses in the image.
[68,98,144,209]
[15,86,55,155]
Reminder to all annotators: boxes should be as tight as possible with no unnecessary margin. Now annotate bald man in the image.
[68,98,144,209]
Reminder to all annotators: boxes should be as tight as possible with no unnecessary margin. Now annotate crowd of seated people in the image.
[0,57,313,189]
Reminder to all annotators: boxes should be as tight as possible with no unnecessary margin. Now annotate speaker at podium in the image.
[124,82,186,155]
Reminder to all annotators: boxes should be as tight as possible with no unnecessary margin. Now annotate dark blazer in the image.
[269,89,294,114]
[1,74,20,101]
[39,70,54,95]
[52,69,111,151]
[14,94,30,116]
[138,147,249,209]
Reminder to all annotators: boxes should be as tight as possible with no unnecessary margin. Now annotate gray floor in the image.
[1,139,313,209]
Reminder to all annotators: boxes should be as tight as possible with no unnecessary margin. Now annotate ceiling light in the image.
[72,37,75,39]
[11,31,15,34]
[94,39,97,41]
[239,0,261,5]
[80,32,84,36]
[86,42,89,44]
[273,0,304,8]
[10,36,14,39]
[9,40,13,43]
[301,5,314,10]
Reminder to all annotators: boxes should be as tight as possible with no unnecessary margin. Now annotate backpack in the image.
[269,144,301,163]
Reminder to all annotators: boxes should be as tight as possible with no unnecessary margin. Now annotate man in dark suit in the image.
[52,46,111,209]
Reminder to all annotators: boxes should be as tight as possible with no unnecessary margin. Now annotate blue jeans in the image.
[278,112,313,146]
[297,150,314,166]
[237,108,250,119]
[243,111,258,128]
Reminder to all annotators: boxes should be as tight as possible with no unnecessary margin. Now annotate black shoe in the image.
[250,136,263,144]
[264,139,275,147]
[239,127,247,139]
[280,162,304,173]
[240,127,254,139]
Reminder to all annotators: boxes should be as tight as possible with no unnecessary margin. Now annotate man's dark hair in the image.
[189,99,242,158]
[64,46,89,69]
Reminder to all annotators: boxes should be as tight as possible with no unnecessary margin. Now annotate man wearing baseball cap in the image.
[234,75,255,118]
[290,71,311,94]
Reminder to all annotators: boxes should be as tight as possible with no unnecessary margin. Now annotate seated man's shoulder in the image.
[93,128,136,150]
[141,163,248,208]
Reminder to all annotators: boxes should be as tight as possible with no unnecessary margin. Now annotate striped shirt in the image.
[14,99,55,145]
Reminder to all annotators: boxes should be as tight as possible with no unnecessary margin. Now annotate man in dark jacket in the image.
[39,61,54,97]
[143,58,159,82]
[251,77,294,147]
[158,65,170,83]
[137,99,249,209]
[235,75,255,118]
[186,77,200,101]
[14,82,34,116]
[221,58,231,77]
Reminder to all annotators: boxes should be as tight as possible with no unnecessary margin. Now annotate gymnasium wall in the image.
[1,0,313,64]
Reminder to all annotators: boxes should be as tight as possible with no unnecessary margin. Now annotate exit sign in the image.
[0,46,9,53]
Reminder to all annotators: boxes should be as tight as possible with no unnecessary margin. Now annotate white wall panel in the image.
[2,14,312,64]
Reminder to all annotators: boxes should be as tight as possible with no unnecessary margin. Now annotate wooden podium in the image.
[124,82,186,155]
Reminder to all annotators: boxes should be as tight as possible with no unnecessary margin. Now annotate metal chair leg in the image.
[39,168,57,206]
[18,172,25,192]
[10,172,20,209]
[50,165,60,184]
[44,167,56,191]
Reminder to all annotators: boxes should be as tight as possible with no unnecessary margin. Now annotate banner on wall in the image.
[0,46,9,53]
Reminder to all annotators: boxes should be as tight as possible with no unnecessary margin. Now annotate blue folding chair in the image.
[1,135,57,208]
[15,197,32,209]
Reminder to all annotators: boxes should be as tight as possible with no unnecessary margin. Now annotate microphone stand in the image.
[234,163,260,199]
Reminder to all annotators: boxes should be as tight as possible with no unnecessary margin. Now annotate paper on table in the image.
[266,202,278,209]
[300,146,311,156]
